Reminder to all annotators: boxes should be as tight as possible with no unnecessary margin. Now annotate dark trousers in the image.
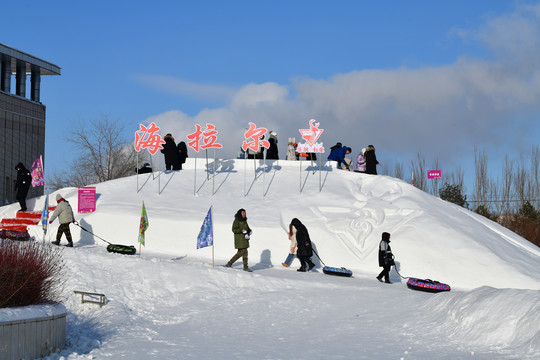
[57,223,73,243]
[298,256,314,270]
[378,265,391,282]
[16,187,29,210]
[228,248,248,267]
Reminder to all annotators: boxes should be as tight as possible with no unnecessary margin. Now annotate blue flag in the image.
[197,207,213,249]
[40,193,49,235]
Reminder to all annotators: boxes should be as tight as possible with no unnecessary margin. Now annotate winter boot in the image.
[243,266,253,272]
[66,242,73,247]
[297,266,306,272]
[376,276,383,283]
[52,240,60,246]
[282,262,289,267]
[225,262,233,268]
[308,261,315,271]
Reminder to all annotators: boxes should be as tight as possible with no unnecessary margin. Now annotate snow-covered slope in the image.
[1,158,538,359]
[18,158,538,290]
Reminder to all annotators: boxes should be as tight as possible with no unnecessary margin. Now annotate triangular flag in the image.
[197,207,213,249]
[40,193,49,235]
[138,201,148,246]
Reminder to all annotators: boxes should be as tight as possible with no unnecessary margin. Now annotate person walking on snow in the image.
[226,209,253,272]
[290,218,315,272]
[282,221,298,267]
[14,162,31,212]
[49,194,75,247]
[377,232,394,283]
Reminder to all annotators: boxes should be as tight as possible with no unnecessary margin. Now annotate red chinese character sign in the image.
[187,124,223,153]
[242,122,269,152]
[297,119,324,153]
[134,122,165,155]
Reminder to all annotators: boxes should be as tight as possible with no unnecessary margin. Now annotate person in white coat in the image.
[282,223,298,267]
[49,194,75,247]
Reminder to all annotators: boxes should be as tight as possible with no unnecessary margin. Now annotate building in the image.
[0,43,61,206]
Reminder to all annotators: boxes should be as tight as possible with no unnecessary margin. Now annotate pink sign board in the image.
[78,187,96,213]
[427,170,442,179]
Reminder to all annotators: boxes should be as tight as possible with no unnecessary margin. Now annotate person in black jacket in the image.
[14,162,32,212]
[364,145,381,175]
[177,141,188,169]
[160,134,179,170]
[266,136,279,159]
[377,232,394,283]
[290,218,315,272]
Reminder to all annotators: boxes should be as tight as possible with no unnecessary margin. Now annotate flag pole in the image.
[212,205,215,267]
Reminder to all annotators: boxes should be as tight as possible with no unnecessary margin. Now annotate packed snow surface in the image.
[1,159,539,359]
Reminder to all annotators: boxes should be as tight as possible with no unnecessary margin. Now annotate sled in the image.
[106,244,137,255]
[322,266,353,277]
[406,277,451,293]
[0,229,31,241]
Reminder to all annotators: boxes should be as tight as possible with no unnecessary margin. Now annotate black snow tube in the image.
[322,266,353,277]
[106,244,137,255]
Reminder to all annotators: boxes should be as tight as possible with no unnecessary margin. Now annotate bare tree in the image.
[394,162,404,180]
[474,147,489,210]
[48,115,147,189]
[532,145,540,210]
[500,155,514,217]
[411,152,427,192]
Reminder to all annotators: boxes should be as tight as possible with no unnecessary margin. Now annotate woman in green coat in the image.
[226,208,253,272]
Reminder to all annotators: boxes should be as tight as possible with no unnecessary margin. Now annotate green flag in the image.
[138,201,148,246]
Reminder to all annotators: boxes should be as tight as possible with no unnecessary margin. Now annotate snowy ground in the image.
[1,158,539,359]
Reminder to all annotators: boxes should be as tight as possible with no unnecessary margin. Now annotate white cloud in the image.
[142,4,540,171]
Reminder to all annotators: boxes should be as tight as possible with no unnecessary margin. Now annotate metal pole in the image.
[194,156,197,196]
[136,152,139,193]
[299,156,302,193]
[319,156,322,192]
[213,149,216,195]
[206,149,209,181]
[244,151,247,197]
[263,152,266,198]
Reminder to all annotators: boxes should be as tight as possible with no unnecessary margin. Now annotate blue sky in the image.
[4,0,540,193]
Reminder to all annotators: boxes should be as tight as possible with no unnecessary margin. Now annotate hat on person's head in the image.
[56,194,63,201]
[382,232,391,242]
[347,147,352,153]
[144,163,150,167]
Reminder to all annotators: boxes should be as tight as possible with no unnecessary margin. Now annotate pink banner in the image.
[427,170,442,179]
[31,156,45,187]
[78,187,96,213]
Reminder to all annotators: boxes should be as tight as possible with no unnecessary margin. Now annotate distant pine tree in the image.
[439,182,469,208]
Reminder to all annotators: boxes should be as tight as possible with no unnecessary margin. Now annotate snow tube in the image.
[106,244,137,255]
[0,229,31,241]
[322,266,353,277]
[407,278,451,293]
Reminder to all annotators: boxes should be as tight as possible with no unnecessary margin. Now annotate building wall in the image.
[0,92,45,206]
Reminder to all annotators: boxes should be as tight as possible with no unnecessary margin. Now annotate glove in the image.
[49,220,52,224]
[244,234,250,240]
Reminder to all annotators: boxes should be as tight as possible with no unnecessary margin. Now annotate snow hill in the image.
[1,158,539,359]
